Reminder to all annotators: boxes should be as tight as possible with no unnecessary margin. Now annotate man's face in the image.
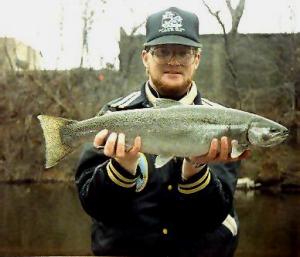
[142,44,200,99]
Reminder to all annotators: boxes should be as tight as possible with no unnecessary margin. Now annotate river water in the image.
[0,183,299,256]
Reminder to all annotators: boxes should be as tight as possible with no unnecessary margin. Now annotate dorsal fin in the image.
[153,98,183,108]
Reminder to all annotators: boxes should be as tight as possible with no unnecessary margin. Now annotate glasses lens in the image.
[151,47,196,65]
[155,48,172,59]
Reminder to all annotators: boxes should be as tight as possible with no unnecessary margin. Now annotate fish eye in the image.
[269,128,278,133]
[262,134,270,141]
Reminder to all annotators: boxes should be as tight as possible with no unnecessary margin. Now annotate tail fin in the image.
[37,115,75,168]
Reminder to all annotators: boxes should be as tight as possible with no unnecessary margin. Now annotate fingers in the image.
[219,136,231,161]
[206,137,231,161]
[115,134,142,158]
[189,138,218,164]
[104,132,118,157]
[94,129,109,148]
[219,137,251,162]
[207,138,218,159]
[94,130,141,159]
[115,133,125,158]
[195,137,242,164]
[129,136,141,156]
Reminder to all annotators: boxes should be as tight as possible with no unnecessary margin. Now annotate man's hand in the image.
[182,136,251,180]
[94,129,141,175]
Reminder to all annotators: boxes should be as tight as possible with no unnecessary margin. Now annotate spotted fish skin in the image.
[38,100,288,168]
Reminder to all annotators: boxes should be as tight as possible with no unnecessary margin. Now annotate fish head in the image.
[248,120,289,147]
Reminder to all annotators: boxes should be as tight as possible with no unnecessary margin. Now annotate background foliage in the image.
[0,32,299,187]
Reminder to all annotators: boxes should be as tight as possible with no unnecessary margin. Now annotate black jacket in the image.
[75,83,240,257]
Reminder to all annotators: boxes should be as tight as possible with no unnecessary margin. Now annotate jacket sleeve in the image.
[75,143,139,224]
[176,161,240,232]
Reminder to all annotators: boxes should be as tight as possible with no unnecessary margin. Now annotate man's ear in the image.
[194,53,201,69]
[141,50,149,68]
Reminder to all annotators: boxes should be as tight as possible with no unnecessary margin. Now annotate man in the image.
[76,7,250,257]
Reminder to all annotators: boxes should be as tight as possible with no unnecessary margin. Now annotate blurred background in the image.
[0,0,299,256]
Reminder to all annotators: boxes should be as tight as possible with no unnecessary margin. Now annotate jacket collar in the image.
[107,81,203,111]
[141,81,202,107]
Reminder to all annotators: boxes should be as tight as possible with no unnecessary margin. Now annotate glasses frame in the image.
[148,46,200,66]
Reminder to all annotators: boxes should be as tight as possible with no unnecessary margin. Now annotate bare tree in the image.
[226,0,245,35]
[79,0,107,68]
[202,0,245,108]
[80,0,95,67]
[121,22,145,79]
[3,37,15,72]
[56,1,65,68]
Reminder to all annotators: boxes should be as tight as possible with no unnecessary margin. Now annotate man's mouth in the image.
[164,70,182,74]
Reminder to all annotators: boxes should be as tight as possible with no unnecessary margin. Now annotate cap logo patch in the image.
[159,11,185,33]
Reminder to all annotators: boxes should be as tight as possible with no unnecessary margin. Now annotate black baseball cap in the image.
[144,7,201,48]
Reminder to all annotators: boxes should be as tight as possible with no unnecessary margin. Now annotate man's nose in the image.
[167,53,181,65]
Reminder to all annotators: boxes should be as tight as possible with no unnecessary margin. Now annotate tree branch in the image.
[28,74,74,116]
[225,0,234,16]
[130,21,146,36]
[202,0,245,107]
[227,0,246,34]
[3,38,15,71]
[202,0,227,35]
[202,0,231,63]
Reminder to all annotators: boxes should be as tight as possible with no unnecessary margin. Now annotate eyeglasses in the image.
[148,46,198,65]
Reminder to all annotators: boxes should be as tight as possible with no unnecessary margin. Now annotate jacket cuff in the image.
[178,165,211,194]
[105,159,137,188]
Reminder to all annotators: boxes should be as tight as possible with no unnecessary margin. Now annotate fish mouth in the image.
[276,130,289,140]
[264,131,289,147]
[282,130,289,137]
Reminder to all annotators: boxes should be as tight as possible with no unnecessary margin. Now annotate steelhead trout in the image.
[37,99,289,168]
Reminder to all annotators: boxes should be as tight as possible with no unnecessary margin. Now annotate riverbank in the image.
[1,183,299,256]
[1,176,300,194]
[0,70,299,188]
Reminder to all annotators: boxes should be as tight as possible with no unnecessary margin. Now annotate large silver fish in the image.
[37,99,289,169]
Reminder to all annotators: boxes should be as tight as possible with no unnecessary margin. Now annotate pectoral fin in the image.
[231,140,249,158]
[155,155,174,168]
